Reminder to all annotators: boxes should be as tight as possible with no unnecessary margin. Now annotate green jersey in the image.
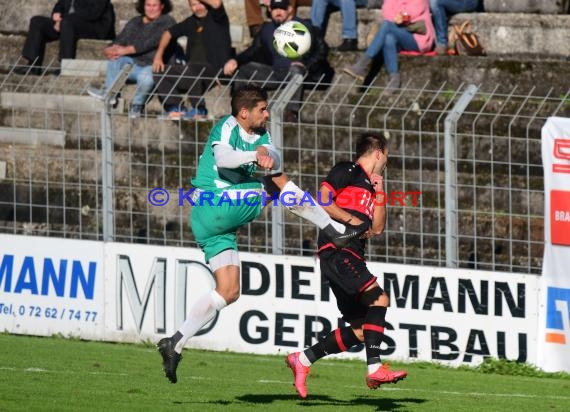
[191,115,273,191]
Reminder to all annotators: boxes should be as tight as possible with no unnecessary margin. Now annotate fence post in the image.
[269,73,303,255]
[101,65,131,242]
[444,84,478,267]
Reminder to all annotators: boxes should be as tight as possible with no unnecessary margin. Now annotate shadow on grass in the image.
[236,393,426,410]
[173,400,234,406]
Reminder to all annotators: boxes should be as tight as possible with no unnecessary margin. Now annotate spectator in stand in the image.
[15,0,115,75]
[87,0,176,118]
[343,0,434,90]
[244,0,312,38]
[223,0,334,122]
[429,0,484,55]
[310,0,368,51]
[152,0,233,120]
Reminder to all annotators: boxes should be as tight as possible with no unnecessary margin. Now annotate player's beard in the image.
[252,125,267,135]
[272,16,287,26]
[251,116,267,133]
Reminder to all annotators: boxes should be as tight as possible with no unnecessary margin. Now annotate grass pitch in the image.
[1,333,569,411]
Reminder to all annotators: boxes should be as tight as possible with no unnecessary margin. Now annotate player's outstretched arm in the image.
[319,184,365,227]
[369,173,387,236]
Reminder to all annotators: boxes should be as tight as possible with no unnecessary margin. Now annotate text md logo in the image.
[546,286,570,344]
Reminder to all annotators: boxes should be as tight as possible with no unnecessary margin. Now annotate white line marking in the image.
[0,366,128,376]
[379,387,570,401]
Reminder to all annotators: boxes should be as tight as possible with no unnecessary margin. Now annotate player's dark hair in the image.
[231,84,268,116]
[355,132,388,158]
[136,0,173,15]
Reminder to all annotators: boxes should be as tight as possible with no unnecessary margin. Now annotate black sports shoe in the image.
[13,65,42,76]
[323,221,370,248]
[335,38,358,52]
[157,337,182,383]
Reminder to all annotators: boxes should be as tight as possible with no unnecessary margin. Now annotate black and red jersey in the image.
[318,161,376,257]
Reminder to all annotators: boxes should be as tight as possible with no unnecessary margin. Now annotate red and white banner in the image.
[537,117,570,372]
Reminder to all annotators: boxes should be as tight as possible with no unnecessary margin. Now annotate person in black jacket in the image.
[223,0,334,122]
[152,0,233,120]
[15,0,115,75]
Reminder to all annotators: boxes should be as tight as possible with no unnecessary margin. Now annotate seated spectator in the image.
[87,0,176,118]
[244,0,312,38]
[430,0,484,55]
[15,0,115,75]
[311,0,368,51]
[152,0,233,120]
[224,0,334,122]
[343,0,434,90]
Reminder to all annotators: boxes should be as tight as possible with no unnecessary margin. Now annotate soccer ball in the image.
[272,21,312,60]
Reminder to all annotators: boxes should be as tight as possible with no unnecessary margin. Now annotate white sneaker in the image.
[87,86,105,100]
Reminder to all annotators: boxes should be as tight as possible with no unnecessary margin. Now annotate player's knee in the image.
[224,288,241,305]
[216,283,240,304]
[59,17,75,33]
[137,72,154,90]
[210,249,241,304]
[352,328,364,342]
[359,285,386,307]
[29,16,44,31]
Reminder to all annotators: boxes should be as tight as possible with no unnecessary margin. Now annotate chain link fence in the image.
[2,66,568,274]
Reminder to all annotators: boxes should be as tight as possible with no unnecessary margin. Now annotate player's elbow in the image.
[370,225,385,236]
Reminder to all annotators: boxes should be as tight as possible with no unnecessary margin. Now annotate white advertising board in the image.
[538,117,570,372]
[0,235,540,367]
[0,234,105,339]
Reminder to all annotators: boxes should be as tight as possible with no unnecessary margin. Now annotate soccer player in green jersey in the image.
[157,84,368,383]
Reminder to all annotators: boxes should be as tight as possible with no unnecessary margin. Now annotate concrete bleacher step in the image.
[329,51,570,94]
[60,59,106,77]
[483,0,569,14]
[0,127,65,146]
[452,12,570,58]
[1,91,104,112]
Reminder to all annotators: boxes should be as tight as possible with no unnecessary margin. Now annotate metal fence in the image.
[1,63,567,275]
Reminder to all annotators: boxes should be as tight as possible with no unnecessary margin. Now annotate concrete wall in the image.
[484,0,569,14]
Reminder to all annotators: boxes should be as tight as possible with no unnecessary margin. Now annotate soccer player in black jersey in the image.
[285,131,407,398]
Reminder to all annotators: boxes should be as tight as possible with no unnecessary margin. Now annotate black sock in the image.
[363,306,387,366]
[304,327,361,363]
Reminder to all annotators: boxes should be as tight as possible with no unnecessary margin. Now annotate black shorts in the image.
[319,249,382,322]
